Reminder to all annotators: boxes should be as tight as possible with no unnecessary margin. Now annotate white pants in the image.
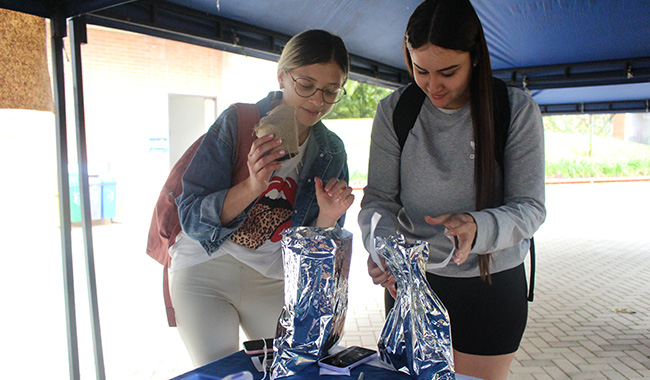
[170,254,284,367]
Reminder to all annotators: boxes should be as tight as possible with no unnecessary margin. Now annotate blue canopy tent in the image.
[3,0,649,111]
[0,1,648,379]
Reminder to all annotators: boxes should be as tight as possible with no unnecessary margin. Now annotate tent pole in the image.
[51,11,81,380]
[69,16,107,380]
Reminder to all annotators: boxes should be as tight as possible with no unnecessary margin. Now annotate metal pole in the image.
[69,15,106,380]
[589,114,593,158]
[51,12,81,380]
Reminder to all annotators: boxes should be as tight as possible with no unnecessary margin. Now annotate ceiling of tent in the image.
[2,0,649,114]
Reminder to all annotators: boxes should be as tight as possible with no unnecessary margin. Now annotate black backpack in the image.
[391,77,535,302]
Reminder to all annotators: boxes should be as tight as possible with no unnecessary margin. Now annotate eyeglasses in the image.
[288,72,346,104]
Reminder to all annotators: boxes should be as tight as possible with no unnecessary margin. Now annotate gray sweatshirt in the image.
[358,85,546,278]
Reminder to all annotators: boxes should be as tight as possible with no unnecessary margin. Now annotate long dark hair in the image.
[404,0,497,282]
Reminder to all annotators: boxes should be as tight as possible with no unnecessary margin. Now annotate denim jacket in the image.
[177,91,349,255]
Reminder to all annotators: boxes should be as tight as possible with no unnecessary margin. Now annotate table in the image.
[171,350,480,380]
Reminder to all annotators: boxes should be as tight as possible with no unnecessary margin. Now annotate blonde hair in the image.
[277,29,349,80]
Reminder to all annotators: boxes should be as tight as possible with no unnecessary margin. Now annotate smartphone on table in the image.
[251,352,275,373]
[318,346,377,372]
[243,338,275,355]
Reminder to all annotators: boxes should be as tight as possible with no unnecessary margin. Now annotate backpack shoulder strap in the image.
[232,103,261,185]
[392,82,426,150]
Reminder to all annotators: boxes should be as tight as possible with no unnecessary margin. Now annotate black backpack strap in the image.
[392,82,426,150]
[527,237,536,302]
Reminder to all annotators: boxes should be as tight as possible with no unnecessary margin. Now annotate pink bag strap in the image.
[163,261,177,326]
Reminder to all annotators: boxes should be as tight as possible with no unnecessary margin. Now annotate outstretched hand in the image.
[424,213,477,265]
[314,177,354,227]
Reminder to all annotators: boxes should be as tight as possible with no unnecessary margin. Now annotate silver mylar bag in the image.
[271,226,352,379]
[376,235,455,380]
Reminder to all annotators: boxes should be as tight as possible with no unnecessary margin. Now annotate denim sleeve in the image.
[176,106,250,254]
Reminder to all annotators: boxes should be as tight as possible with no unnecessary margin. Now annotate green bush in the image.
[349,169,368,186]
[543,114,613,136]
[545,131,650,179]
[326,81,393,119]
[546,157,650,178]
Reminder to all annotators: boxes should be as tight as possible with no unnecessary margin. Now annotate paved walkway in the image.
[340,181,650,380]
[5,181,650,379]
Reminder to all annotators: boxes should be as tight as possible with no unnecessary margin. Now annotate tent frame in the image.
[85,0,407,88]
[47,10,108,380]
[86,0,650,113]
[1,1,648,379]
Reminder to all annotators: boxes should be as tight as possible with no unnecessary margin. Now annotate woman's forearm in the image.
[219,178,260,225]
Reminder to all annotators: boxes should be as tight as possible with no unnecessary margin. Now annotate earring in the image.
[473,62,478,67]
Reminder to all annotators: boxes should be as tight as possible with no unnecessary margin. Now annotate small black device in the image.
[243,338,275,355]
[318,346,377,372]
[251,352,275,372]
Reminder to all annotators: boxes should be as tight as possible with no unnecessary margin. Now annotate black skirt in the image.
[385,263,528,355]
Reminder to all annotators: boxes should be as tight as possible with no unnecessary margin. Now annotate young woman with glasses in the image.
[172,29,354,367]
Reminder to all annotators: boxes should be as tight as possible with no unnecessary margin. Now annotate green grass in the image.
[545,133,650,178]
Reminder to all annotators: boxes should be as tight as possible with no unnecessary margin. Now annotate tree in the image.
[543,114,613,136]
[326,80,393,119]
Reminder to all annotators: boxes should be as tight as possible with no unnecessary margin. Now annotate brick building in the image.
[48,24,279,221]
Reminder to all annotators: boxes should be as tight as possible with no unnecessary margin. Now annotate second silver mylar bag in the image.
[376,235,455,380]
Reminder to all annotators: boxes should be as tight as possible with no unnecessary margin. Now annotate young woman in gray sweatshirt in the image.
[358,1,546,379]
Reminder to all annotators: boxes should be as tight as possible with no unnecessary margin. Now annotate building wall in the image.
[612,113,625,140]
[625,113,650,145]
[45,24,277,220]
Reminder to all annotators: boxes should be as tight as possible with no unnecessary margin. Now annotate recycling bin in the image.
[68,173,102,222]
[101,176,117,220]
